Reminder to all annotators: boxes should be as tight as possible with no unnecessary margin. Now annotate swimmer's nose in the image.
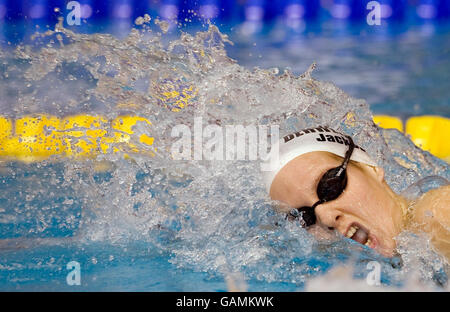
[314,204,342,229]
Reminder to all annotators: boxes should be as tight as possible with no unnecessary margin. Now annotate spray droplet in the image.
[155,18,170,34]
[135,17,145,26]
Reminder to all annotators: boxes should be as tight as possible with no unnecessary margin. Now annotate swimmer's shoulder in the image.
[410,185,450,264]
[412,185,450,229]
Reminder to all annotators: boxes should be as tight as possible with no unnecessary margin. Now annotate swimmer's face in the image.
[270,152,404,257]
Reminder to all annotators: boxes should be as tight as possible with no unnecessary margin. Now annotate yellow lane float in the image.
[0,115,155,162]
[405,116,450,162]
[373,115,404,132]
[0,114,448,163]
[373,115,450,162]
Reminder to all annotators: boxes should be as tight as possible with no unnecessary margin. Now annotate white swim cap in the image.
[263,126,377,194]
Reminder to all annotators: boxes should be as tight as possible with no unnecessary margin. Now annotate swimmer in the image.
[263,126,450,261]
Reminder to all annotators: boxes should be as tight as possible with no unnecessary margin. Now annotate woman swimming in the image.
[264,126,450,261]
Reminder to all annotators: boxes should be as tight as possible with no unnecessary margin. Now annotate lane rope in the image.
[0,114,448,162]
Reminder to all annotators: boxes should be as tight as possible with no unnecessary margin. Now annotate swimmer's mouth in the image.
[345,223,376,248]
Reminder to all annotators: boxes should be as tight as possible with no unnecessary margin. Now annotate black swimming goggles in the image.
[286,135,355,228]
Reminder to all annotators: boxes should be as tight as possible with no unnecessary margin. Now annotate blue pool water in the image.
[0,241,303,291]
[0,11,449,291]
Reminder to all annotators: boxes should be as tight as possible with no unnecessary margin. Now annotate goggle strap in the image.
[311,199,324,209]
[340,136,355,173]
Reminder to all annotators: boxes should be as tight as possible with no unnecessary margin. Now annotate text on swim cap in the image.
[282,126,366,152]
[316,133,367,152]
[283,126,339,143]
